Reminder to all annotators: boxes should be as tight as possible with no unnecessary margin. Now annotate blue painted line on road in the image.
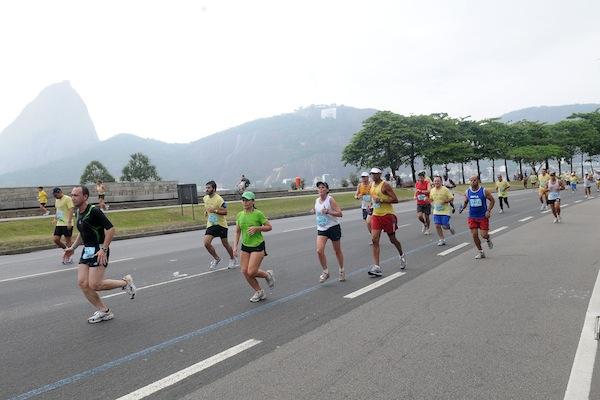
[8,202,542,400]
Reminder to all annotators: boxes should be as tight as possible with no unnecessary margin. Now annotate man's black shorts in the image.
[417,204,431,215]
[205,225,228,239]
[79,245,110,268]
[317,224,342,241]
[361,208,373,220]
[54,226,73,237]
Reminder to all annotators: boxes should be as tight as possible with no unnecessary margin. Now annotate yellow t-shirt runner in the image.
[54,195,74,226]
[369,181,394,216]
[203,193,228,229]
[38,190,48,204]
[496,180,510,197]
[430,186,453,216]
[538,173,550,193]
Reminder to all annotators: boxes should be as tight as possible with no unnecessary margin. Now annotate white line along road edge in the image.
[519,216,534,222]
[344,272,406,299]
[564,269,600,399]
[116,339,262,400]
[489,226,508,235]
[437,242,469,257]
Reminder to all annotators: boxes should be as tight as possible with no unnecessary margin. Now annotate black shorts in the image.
[205,225,228,239]
[547,199,559,205]
[40,203,46,207]
[98,194,105,199]
[417,204,431,215]
[362,208,373,220]
[79,245,110,267]
[317,224,342,241]
[241,241,267,256]
[54,226,73,237]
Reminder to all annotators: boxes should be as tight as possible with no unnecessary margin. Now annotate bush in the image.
[341,178,349,187]
[349,173,359,186]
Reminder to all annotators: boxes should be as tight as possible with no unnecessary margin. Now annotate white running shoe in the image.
[265,270,275,288]
[87,309,114,324]
[250,290,266,303]
[209,258,221,270]
[449,225,455,235]
[319,271,330,283]
[43,211,50,216]
[424,228,431,235]
[540,204,545,211]
[105,204,110,210]
[437,239,446,246]
[499,209,503,214]
[368,265,383,277]
[338,270,346,282]
[122,274,137,299]
[421,224,426,233]
[227,258,238,269]
[399,254,407,270]
[557,216,562,223]
[475,251,486,259]
[487,239,493,249]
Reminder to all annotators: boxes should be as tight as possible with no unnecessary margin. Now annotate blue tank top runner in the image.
[467,187,487,218]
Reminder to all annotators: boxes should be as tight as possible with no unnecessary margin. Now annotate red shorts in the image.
[370,214,398,234]
[467,217,489,231]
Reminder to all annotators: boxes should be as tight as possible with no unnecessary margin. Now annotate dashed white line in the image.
[437,242,470,256]
[282,226,313,233]
[489,226,508,235]
[519,216,533,222]
[115,339,262,400]
[562,204,569,207]
[343,272,405,299]
[398,223,412,228]
[564,270,600,399]
[541,210,551,214]
[575,200,583,203]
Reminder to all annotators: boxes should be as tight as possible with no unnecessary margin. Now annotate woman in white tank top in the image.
[545,172,564,223]
[312,181,345,283]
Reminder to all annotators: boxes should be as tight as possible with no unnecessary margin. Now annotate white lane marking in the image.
[115,339,262,400]
[488,226,508,235]
[0,257,134,284]
[562,204,569,207]
[590,196,595,199]
[101,267,227,299]
[343,272,405,299]
[575,200,582,203]
[437,242,469,256]
[542,210,551,214]
[398,223,412,228]
[282,226,314,233]
[519,216,533,222]
[564,270,600,400]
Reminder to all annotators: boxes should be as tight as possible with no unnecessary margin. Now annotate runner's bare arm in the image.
[485,189,495,214]
[382,182,399,203]
[328,197,343,217]
[64,234,82,256]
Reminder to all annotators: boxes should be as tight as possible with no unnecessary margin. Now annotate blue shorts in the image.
[570,183,577,190]
[433,214,451,226]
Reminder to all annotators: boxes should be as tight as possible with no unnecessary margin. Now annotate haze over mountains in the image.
[0,82,598,188]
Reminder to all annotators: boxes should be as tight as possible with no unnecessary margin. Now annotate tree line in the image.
[79,153,161,184]
[341,110,600,183]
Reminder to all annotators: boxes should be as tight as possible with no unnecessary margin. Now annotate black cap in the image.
[316,181,329,189]
[52,187,62,194]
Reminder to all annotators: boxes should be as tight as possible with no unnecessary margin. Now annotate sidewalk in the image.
[185,199,600,400]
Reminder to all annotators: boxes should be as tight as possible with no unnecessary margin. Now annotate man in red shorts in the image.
[368,168,406,277]
[459,176,495,259]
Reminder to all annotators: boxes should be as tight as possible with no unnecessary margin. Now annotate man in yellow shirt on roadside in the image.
[37,186,49,216]
[52,187,75,264]
[495,175,510,213]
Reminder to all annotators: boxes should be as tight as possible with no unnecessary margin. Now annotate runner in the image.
[63,186,136,324]
[495,174,510,213]
[430,176,455,246]
[544,172,564,223]
[442,174,457,213]
[95,180,109,210]
[203,180,238,270]
[459,176,495,259]
[313,181,345,282]
[368,167,406,277]
[37,186,49,216]
[584,172,593,199]
[594,169,600,192]
[415,171,432,235]
[569,172,578,193]
[537,168,550,210]
[529,172,538,189]
[354,172,372,238]
[233,191,274,302]
[52,187,75,264]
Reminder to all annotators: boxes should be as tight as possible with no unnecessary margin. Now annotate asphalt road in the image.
[1,187,599,400]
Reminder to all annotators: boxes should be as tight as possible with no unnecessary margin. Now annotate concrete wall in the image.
[0,181,178,210]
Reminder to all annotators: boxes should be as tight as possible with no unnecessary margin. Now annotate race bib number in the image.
[83,246,96,260]
[417,194,426,201]
[316,213,328,227]
[469,197,483,207]
[207,213,218,224]
[371,201,381,209]
[56,210,64,221]
[548,191,560,201]
[362,195,371,203]
[433,204,444,212]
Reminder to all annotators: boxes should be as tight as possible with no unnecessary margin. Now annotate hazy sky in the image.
[1,0,599,143]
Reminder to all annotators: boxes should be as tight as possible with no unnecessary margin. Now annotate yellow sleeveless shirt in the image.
[369,181,394,216]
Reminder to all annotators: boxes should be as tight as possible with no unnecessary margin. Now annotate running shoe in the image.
[424,228,431,235]
[540,204,545,211]
[319,271,330,283]
[368,265,383,277]
[209,258,221,270]
[87,309,114,324]
[43,211,50,216]
[437,239,446,246]
[227,258,239,269]
[421,225,426,233]
[475,251,486,259]
[399,254,407,270]
[499,209,503,214]
[557,216,562,223]
[266,270,275,289]
[338,270,346,282]
[553,218,558,224]
[250,290,266,303]
[449,225,455,235]
[122,274,137,299]
[105,204,110,210]
[487,239,494,249]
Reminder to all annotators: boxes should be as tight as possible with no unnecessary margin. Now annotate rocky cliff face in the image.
[0,81,99,174]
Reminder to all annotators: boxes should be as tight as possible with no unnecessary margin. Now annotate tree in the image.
[80,161,115,184]
[120,153,161,182]
[349,173,359,187]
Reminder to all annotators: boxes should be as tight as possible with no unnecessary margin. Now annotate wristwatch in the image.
[101,246,109,252]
